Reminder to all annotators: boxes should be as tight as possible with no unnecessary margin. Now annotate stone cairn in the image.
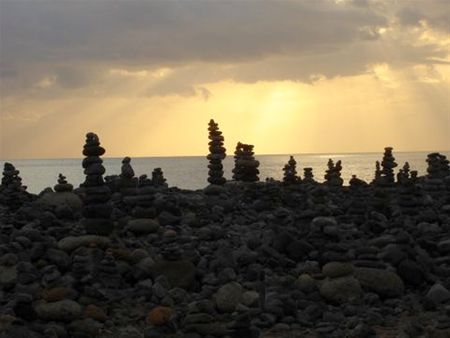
[81,132,113,235]
[373,161,382,183]
[423,152,450,196]
[152,168,168,188]
[347,175,369,220]
[379,147,398,187]
[324,159,343,187]
[207,119,227,185]
[54,173,73,192]
[283,156,299,184]
[372,147,397,216]
[0,162,28,210]
[232,143,260,182]
[132,175,157,218]
[119,157,138,193]
[397,162,410,185]
[303,167,315,184]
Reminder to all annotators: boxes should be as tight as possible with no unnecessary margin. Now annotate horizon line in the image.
[2,149,450,162]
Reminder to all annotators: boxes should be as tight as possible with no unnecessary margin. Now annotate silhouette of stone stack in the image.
[397,162,410,185]
[207,119,227,185]
[54,174,73,192]
[81,132,113,235]
[132,175,157,218]
[378,147,398,187]
[347,175,368,222]
[152,168,168,188]
[232,143,260,182]
[283,156,299,184]
[119,157,138,194]
[324,159,343,187]
[423,153,450,195]
[0,162,28,210]
[303,167,315,184]
[372,161,382,184]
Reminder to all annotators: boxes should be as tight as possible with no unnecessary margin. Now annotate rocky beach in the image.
[1,122,450,338]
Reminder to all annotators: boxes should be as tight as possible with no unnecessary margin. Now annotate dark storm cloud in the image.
[0,0,448,97]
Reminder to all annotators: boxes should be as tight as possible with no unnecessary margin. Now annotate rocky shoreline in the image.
[1,127,450,338]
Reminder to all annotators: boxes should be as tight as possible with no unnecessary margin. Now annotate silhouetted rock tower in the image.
[283,156,299,184]
[207,119,227,185]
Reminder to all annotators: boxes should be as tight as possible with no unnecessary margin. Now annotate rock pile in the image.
[152,168,168,188]
[232,143,260,182]
[423,152,450,195]
[379,147,397,186]
[81,132,113,235]
[282,156,299,184]
[54,174,73,193]
[324,159,343,187]
[303,167,315,184]
[207,119,227,185]
[0,162,28,210]
[119,157,138,195]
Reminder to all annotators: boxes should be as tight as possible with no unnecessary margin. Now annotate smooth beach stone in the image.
[127,218,160,235]
[354,267,404,298]
[322,262,354,278]
[319,276,362,304]
[35,299,82,322]
[58,235,111,252]
[426,283,450,305]
[214,282,244,313]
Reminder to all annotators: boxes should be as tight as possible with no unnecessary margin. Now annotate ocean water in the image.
[1,152,448,194]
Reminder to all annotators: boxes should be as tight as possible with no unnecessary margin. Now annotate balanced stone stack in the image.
[283,156,299,184]
[303,167,315,184]
[0,162,28,210]
[207,119,227,185]
[373,161,382,184]
[379,147,398,187]
[152,168,168,188]
[119,157,138,194]
[81,132,113,235]
[232,142,245,181]
[132,175,157,218]
[233,143,260,182]
[396,162,410,184]
[347,175,368,221]
[423,152,450,196]
[397,170,421,215]
[54,174,73,193]
[324,159,343,187]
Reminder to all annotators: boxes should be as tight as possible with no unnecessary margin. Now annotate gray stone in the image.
[215,282,243,312]
[322,262,354,278]
[354,267,404,298]
[319,276,362,304]
[35,299,82,322]
[426,283,450,305]
[127,219,160,235]
[296,274,317,292]
[242,291,260,307]
[0,265,17,289]
[58,235,110,252]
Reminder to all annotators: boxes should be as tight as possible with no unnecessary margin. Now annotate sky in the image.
[0,0,449,159]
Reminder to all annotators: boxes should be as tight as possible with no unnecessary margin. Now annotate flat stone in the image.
[35,299,82,322]
[58,235,111,252]
[127,218,160,235]
[322,262,354,278]
[319,276,362,304]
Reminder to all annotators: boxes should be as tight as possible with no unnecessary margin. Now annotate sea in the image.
[1,152,448,194]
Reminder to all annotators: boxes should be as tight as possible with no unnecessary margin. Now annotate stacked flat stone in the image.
[373,161,382,184]
[397,170,421,215]
[119,157,138,194]
[0,162,27,209]
[423,153,450,195]
[81,132,113,235]
[152,168,168,188]
[303,167,315,184]
[379,147,397,186]
[397,162,410,185]
[207,119,227,185]
[348,175,368,220]
[54,174,73,192]
[95,250,121,288]
[132,175,157,218]
[324,159,343,187]
[283,156,299,184]
[232,142,245,181]
[233,143,260,182]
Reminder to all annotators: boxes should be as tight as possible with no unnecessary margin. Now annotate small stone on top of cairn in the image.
[152,168,168,188]
[54,173,73,192]
[81,132,113,235]
[207,119,227,185]
[232,143,260,182]
[324,159,343,187]
[283,156,300,184]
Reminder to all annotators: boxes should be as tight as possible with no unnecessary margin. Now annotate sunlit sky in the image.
[0,0,449,159]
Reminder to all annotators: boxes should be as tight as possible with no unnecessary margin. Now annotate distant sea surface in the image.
[2,152,448,194]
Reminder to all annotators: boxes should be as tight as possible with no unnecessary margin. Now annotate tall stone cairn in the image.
[132,175,157,218]
[397,162,410,185]
[207,119,227,185]
[0,162,28,209]
[283,156,300,184]
[54,173,73,192]
[324,159,343,187]
[152,168,168,188]
[81,132,113,235]
[234,143,260,182]
[426,153,450,179]
[232,142,244,181]
[379,147,397,186]
[303,167,315,184]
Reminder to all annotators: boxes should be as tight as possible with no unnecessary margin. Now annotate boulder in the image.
[215,282,243,312]
[426,283,450,305]
[37,192,82,211]
[322,262,354,278]
[319,276,362,304]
